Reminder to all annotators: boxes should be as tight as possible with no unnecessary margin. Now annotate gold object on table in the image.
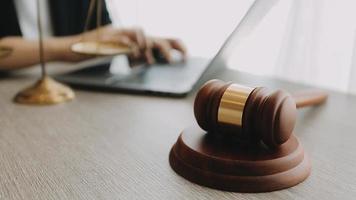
[14,0,75,105]
[71,0,132,56]
[0,46,12,58]
[14,76,75,105]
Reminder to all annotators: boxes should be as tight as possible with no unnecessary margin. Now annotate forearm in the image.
[0,36,82,71]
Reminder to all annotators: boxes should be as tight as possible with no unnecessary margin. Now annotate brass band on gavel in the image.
[217,84,254,127]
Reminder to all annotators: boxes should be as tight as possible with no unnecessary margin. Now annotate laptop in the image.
[55,0,278,97]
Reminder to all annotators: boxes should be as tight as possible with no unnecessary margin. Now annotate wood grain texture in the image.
[0,66,355,199]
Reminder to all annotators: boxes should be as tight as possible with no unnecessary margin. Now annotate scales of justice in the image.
[13,0,133,105]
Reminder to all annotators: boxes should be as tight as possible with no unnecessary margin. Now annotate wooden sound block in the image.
[169,126,311,192]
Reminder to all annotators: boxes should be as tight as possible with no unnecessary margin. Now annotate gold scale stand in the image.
[14,0,75,105]
[14,0,132,105]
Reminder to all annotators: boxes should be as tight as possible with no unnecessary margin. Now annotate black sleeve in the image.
[0,0,22,37]
[49,0,112,37]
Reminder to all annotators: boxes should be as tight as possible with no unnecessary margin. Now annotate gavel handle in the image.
[292,89,328,109]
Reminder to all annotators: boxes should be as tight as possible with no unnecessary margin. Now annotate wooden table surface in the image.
[0,68,355,199]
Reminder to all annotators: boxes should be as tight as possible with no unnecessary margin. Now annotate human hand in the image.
[86,26,187,65]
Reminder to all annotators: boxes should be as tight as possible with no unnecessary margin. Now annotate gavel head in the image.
[194,80,297,148]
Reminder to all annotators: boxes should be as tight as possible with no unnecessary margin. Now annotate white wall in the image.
[106,0,356,93]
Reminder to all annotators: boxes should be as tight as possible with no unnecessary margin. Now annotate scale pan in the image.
[71,41,132,56]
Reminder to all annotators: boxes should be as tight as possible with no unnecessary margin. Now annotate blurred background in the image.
[106,0,356,94]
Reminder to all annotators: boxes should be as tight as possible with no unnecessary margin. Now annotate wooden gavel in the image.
[194,79,328,148]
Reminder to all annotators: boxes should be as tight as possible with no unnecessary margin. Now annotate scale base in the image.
[169,126,311,193]
[14,76,75,105]
[71,41,132,56]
